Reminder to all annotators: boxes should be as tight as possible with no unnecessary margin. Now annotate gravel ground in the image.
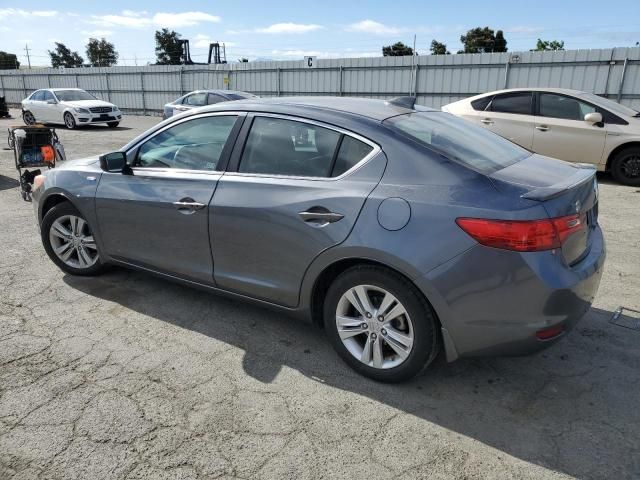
[1,109,639,480]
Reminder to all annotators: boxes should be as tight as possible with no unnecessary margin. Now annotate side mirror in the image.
[584,112,603,125]
[99,152,128,173]
[46,99,57,105]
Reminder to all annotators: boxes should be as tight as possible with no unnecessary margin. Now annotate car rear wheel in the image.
[323,265,439,382]
[23,111,35,125]
[611,147,640,186]
[107,121,120,128]
[64,112,77,130]
[41,202,104,276]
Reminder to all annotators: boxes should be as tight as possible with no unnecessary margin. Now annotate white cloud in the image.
[346,20,405,35]
[507,25,544,34]
[0,8,58,19]
[81,30,114,38]
[192,34,236,49]
[255,23,323,34]
[89,10,221,29]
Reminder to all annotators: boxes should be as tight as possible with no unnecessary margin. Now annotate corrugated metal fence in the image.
[1,47,639,114]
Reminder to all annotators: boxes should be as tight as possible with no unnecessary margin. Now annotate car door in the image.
[479,91,535,149]
[40,90,58,123]
[211,114,386,307]
[532,92,607,165]
[95,112,244,284]
[28,90,46,121]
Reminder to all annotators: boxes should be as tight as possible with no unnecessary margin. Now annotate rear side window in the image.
[239,117,340,177]
[490,92,532,115]
[384,112,530,173]
[207,93,227,105]
[332,136,373,177]
[471,96,492,111]
[539,93,595,121]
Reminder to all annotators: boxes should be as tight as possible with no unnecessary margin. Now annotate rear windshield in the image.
[384,112,530,173]
[54,90,96,101]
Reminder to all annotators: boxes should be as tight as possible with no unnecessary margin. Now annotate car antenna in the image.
[386,96,416,109]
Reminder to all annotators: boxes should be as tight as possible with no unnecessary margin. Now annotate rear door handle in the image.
[298,210,344,225]
[480,118,493,125]
[536,125,549,132]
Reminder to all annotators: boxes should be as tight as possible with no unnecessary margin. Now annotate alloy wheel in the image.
[64,113,76,129]
[335,285,414,369]
[48,215,99,269]
[620,153,640,180]
[23,111,35,125]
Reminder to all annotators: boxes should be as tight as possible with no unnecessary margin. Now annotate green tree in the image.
[382,42,415,56]
[49,42,84,68]
[155,28,183,65]
[533,38,565,51]
[430,40,450,55]
[459,27,508,53]
[0,51,20,69]
[86,38,118,67]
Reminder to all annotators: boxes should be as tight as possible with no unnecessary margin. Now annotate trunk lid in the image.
[490,154,599,265]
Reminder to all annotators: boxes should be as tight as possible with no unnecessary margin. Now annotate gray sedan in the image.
[162,89,257,119]
[31,97,605,382]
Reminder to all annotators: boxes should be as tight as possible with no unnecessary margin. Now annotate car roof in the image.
[48,88,85,91]
[199,96,436,121]
[187,89,254,96]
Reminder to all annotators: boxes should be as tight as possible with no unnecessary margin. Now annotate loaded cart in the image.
[7,124,65,201]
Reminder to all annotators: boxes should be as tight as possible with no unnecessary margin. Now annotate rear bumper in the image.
[417,225,606,360]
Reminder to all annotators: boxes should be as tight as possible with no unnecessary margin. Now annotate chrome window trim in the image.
[125,111,242,175]
[230,112,382,181]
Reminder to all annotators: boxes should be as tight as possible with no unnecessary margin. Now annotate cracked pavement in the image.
[1,110,639,479]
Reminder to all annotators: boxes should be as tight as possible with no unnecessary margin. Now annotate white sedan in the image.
[21,88,123,129]
[443,88,640,185]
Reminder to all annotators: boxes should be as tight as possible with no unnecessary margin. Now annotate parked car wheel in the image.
[323,265,440,382]
[107,121,120,128]
[611,147,640,186]
[64,112,77,130]
[23,110,35,125]
[41,202,104,276]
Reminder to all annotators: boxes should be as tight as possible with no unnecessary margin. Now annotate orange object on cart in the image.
[40,145,55,164]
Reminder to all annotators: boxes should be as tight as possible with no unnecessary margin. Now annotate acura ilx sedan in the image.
[31,97,605,382]
[22,88,123,129]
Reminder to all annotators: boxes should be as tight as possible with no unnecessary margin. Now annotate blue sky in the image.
[1,0,639,66]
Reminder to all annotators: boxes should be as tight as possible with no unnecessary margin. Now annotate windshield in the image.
[384,112,530,173]
[54,90,97,102]
[577,92,639,117]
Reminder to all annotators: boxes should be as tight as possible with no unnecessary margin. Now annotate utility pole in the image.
[24,43,31,69]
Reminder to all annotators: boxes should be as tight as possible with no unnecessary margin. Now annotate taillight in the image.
[456,214,585,252]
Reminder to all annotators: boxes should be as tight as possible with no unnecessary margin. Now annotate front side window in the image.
[539,93,596,121]
[490,92,532,115]
[471,96,492,111]
[384,112,530,173]
[239,117,341,177]
[42,91,55,102]
[184,92,207,106]
[135,115,237,171]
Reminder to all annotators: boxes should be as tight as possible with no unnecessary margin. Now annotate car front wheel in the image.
[63,112,77,130]
[323,265,439,382]
[41,202,104,276]
[611,147,640,186]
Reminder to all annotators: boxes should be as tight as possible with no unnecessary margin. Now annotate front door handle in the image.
[536,125,549,132]
[298,209,344,226]
[173,197,205,214]
[480,118,494,125]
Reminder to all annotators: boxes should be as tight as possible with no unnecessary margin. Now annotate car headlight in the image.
[112,106,119,112]
[74,107,90,114]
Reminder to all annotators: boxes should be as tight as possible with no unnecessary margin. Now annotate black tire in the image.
[611,146,640,186]
[23,110,35,125]
[107,121,120,128]
[63,112,77,130]
[323,265,440,382]
[41,202,105,276]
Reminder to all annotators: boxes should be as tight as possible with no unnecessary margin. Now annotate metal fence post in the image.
[617,58,628,103]
[179,67,184,95]
[339,66,343,96]
[276,68,281,96]
[503,60,510,89]
[141,72,146,115]
[105,71,111,102]
[414,64,419,99]
[74,73,79,88]
[47,73,51,89]
[0,74,4,97]
[21,74,26,99]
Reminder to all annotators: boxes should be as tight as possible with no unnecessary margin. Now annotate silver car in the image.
[32,97,605,382]
[162,90,257,119]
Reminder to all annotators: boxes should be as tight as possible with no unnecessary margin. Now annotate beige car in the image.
[442,88,640,185]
